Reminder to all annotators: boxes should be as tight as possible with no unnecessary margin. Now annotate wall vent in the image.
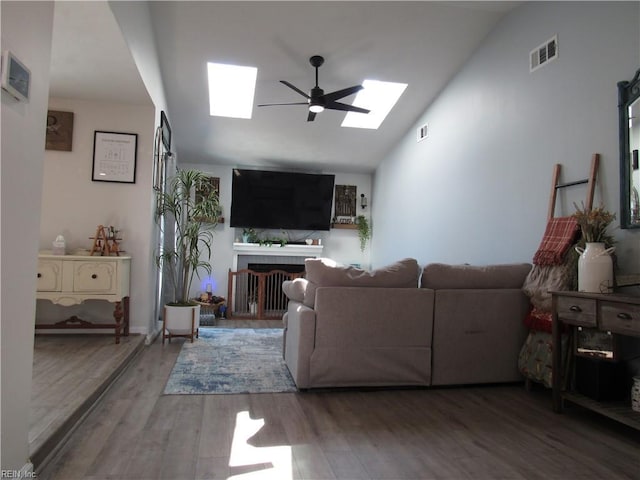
[530,35,558,72]
[417,123,428,142]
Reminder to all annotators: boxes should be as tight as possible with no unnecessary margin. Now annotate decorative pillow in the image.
[303,257,420,308]
[282,278,308,303]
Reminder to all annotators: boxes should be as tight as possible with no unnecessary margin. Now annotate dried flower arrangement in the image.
[572,203,616,244]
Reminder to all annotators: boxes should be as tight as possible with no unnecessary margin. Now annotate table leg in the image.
[113,300,123,344]
[552,298,562,413]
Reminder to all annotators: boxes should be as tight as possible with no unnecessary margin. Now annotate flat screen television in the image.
[230,169,335,231]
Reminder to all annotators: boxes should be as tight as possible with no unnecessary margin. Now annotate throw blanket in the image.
[532,217,579,266]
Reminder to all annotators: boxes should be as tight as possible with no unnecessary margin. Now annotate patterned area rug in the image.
[163,328,296,395]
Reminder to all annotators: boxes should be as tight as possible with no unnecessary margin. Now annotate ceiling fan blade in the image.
[307,111,317,122]
[325,101,370,114]
[280,80,310,99]
[324,84,363,102]
[257,102,308,107]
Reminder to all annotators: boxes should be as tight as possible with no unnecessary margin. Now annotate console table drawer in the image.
[556,296,597,326]
[600,302,640,337]
[37,259,62,291]
[73,261,117,293]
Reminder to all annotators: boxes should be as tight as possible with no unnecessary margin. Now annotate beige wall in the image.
[40,98,157,337]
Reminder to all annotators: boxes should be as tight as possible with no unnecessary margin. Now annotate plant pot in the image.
[163,304,200,344]
[575,242,615,293]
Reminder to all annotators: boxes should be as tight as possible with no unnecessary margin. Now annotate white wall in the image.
[39,98,156,336]
[181,163,372,299]
[1,1,54,473]
[372,2,640,271]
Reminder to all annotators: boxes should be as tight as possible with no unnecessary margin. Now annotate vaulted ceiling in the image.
[48,1,519,173]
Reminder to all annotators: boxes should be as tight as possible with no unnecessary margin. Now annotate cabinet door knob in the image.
[617,312,632,320]
[91,274,97,279]
[569,305,582,312]
[37,273,42,278]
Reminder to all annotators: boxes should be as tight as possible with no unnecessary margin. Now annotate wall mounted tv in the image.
[230,169,335,231]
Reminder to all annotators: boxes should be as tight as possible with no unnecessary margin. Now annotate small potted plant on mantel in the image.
[156,168,221,343]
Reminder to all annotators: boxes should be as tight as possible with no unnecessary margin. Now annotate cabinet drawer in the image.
[556,296,597,327]
[73,262,116,293]
[600,302,640,337]
[37,260,62,291]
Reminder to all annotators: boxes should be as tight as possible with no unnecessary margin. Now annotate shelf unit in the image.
[551,291,640,430]
[331,223,357,230]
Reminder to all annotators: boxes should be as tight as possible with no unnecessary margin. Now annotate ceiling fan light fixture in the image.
[309,104,324,113]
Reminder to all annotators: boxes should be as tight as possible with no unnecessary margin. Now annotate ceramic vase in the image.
[575,242,615,293]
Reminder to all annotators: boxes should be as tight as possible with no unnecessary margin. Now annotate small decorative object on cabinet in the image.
[575,242,615,293]
[89,225,122,256]
[36,253,131,343]
[572,203,616,293]
[551,291,640,430]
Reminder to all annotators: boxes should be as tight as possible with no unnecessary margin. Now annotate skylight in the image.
[207,62,257,119]
[341,79,407,129]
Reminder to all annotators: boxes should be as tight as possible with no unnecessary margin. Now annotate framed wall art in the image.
[46,110,74,151]
[92,131,138,183]
[1,50,30,102]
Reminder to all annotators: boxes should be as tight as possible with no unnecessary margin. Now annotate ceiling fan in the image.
[258,55,370,122]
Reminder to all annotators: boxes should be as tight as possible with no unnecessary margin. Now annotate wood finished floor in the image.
[30,333,146,468]
[37,322,640,480]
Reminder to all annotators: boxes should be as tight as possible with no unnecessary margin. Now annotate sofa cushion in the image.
[303,257,420,307]
[282,278,308,303]
[421,263,531,290]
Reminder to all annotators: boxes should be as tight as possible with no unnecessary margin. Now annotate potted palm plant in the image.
[156,169,221,343]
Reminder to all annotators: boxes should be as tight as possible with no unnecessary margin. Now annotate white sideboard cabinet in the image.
[35,252,131,343]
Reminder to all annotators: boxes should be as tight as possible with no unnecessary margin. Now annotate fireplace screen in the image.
[228,264,304,319]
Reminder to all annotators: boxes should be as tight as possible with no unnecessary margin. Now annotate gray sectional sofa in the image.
[282,258,532,389]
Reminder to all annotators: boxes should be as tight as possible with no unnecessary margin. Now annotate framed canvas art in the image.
[46,110,74,151]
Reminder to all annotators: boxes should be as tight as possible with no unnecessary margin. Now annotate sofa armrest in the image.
[283,300,317,388]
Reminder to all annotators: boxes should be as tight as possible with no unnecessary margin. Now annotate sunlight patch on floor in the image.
[228,411,293,479]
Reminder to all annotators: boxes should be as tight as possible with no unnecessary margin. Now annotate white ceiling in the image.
[48,1,520,173]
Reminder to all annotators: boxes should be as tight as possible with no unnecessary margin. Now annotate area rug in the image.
[163,328,297,395]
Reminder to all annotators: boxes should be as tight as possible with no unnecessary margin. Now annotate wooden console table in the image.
[35,253,131,344]
[551,291,640,430]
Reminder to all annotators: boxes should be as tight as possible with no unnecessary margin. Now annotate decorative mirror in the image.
[619,67,640,228]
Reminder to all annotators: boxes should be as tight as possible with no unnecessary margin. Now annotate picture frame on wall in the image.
[92,131,138,183]
[45,110,74,151]
[1,50,30,102]
[160,111,171,151]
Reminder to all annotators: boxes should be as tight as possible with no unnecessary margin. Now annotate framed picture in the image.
[1,50,30,101]
[46,110,74,151]
[160,111,171,151]
[92,131,138,183]
[195,175,221,222]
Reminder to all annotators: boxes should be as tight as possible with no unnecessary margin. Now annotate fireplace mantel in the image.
[232,243,323,270]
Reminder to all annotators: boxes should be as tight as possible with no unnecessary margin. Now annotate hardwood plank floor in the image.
[30,333,146,468]
[37,324,640,480]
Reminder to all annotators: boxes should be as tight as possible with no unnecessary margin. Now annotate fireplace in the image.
[229,243,321,319]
